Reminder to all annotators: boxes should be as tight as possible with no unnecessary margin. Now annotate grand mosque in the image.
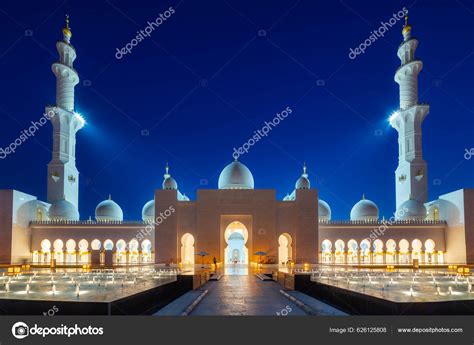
[0,16,472,268]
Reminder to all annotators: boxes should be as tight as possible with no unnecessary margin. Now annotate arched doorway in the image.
[335,239,345,264]
[65,239,76,264]
[321,239,332,263]
[224,221,249,265]
[181,233,195,265]
[278,233,292,266]
[141,239,152,263]
[53,239,64,263]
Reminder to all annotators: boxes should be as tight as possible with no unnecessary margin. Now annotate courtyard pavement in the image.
[156,265,346,316]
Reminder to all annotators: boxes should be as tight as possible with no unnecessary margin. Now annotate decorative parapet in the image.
[30,220,147,226]
[319,219,446,226]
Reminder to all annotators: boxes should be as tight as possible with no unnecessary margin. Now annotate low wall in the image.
[294,274,474,315]
[0,274,194,316]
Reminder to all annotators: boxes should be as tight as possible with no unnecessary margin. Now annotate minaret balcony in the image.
[395,60,422,82]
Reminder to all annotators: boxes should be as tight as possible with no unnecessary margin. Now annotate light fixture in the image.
[388,110,399,125]
[73,112,86,128]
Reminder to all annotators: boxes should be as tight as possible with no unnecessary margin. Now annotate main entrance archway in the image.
[224,221,249,265]
[181,233,195,265]
[278,233,292,266]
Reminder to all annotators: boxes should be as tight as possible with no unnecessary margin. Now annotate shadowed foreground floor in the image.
[156,266,346,316]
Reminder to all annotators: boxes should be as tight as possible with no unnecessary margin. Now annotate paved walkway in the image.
[155,266,347,316]
[190,274,307,316]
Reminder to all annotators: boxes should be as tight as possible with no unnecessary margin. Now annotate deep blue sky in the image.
[0,0,472,220]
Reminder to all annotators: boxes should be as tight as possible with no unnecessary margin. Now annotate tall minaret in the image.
[46,15,84,210]
[390,16,429,211]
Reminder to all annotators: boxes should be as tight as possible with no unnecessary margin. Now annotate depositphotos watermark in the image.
[348,7,408,60]
[464,148,473,160]
[136,205,175,241]
[0,109,55,159]
[115,6,175,59]
[233,106,293,159]
[12,321,104,339]
[366,206,409,242]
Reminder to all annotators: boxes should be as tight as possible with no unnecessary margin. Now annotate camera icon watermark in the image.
[12,321,29,339]
[316,79,325,87]
[374,129,383,136]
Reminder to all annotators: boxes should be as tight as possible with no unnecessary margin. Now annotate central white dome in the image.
[218,160,254,189]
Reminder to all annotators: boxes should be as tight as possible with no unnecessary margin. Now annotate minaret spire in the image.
[402,15,412,41]
[390,14,429,215]
[46,15,83,213]
[63,14,72,43]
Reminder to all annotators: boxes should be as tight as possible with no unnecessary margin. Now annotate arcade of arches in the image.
[320,238,444,264]
[33,238,153,264]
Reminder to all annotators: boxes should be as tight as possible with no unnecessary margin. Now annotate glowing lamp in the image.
[73,112,86,129]
[388,111,399,125]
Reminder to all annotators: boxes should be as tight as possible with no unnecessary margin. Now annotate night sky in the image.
[0,0,472,220]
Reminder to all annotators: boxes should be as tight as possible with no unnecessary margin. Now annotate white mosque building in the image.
[0,16,472,268]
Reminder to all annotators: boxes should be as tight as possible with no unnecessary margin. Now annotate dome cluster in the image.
[45,160,432,223]
[140,163,189,222]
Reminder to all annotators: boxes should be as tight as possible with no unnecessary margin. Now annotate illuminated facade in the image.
[0,17,473,267]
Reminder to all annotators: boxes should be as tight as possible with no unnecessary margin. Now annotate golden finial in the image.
[62,14,72,41]
[402,15,412,37]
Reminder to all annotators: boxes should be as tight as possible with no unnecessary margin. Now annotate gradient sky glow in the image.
[0,0,472,220]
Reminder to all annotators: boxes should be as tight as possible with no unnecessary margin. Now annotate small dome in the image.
[295,163,310,189]
[142,199,155,223]
[162,163,178,190]
[295,176,310,189]
[48,199,79,221]
[218,159,254,189]
[163,176,178,190]
[95,196,123,222]
[397,198,427,220]
[318,199,331,221]
[350,195,379,221]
